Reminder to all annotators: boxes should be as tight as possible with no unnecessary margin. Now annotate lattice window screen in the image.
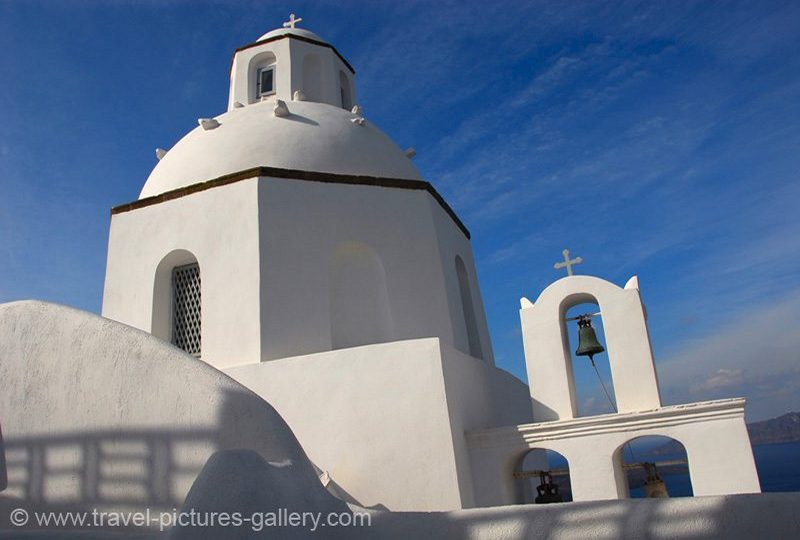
[172,263,201,357]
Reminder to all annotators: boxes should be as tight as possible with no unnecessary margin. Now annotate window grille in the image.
[172,263,201,357]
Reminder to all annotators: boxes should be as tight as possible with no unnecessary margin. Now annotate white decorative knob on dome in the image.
[155,148,168,160]
[404,147,417,159]
[273,100,290,117]
[198,118,220,130]
[293,91,306,101]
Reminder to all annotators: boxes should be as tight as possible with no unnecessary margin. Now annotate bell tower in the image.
[519,274,661,421]
[466,267,760,506]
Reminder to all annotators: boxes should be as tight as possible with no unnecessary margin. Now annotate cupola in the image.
[227,14,356,111]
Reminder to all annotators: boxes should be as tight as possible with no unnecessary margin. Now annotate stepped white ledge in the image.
[467,398,747,449]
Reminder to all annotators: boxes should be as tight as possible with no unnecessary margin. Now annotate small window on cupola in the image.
[339,70,352,110]
[257,65,275,97]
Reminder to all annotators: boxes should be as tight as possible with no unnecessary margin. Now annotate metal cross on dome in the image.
[554,249,583,276]
[283,13,303,29]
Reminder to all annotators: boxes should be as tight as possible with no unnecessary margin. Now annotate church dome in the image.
[257,27,326,43]
[140,100,422,199]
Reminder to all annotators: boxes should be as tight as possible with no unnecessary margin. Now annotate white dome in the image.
[141,101,421,199]
[257,27,325,43]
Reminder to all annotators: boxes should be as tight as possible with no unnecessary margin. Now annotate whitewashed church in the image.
[2,16,789,539]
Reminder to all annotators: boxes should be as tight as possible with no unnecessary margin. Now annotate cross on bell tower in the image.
[283,13,303,29]
[554,249,583,276]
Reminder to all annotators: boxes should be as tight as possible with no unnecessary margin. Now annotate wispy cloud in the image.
[658,290,800,421]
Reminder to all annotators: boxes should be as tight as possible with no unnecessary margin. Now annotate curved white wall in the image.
[0,301,319,514]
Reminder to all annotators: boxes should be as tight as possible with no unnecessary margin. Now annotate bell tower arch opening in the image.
[563,301,616,417]
[613,435,693,499]
[514,448,572,504]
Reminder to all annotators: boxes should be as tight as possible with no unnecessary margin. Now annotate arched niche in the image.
[339,70,352,110]
[514,448,572,504]
[302,53,323,102]
[330,242,393,350]
[248,50,277,103]
[455,255,483,359]
[152,249,201,354]
[613,435,693,499]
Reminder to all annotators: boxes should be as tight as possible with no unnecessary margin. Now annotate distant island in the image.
[649,411,800,455]
[746,411,800,445]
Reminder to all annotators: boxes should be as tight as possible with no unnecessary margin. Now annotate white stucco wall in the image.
[438,346,532,508]
[0,301,320,515]
[102,179,262,369]
[521,275,660,421]
[224,338,527,511]
[256,177,492,364]
[104,176,493,371]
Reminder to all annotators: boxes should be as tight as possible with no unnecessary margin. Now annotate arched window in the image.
[249,51,277,103]
[455,256,482,359]
[152,250,201,357]
[339,70,352,110]
[330,242,392,349]
[613,436,693,498]
[302,53,323,102]
[515,448,572,504]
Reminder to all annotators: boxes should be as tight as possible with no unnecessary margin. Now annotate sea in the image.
[630,441,800,498]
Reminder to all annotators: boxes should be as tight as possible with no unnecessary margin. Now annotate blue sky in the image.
[1,1,798,421]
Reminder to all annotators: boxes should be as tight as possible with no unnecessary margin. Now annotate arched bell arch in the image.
[520,275,661,421]
[514,447,573,504]
[562,300,618,417]
[612,435,693,499]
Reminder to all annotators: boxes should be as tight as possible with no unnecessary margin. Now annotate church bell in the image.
[575,315,605,361]
[534,472,564,504]
[643,462,669,498]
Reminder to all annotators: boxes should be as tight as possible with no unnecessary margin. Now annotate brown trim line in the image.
[233,33,356,75]
[111,167,471,239]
